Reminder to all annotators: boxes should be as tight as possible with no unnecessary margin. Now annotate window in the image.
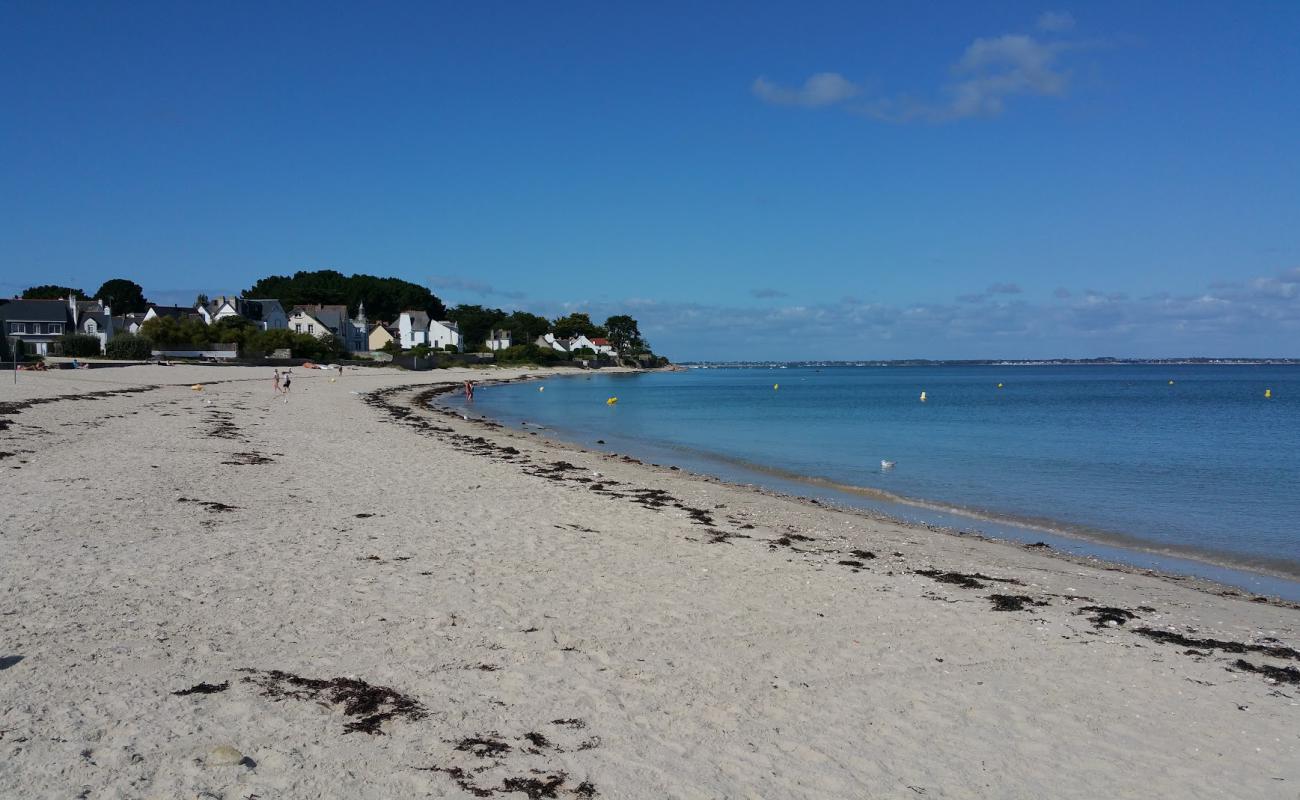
[295,324,302,333]
[9,322,26,333]
[48,323,62,334]
[308,324,315,334]
[85,320,97,333]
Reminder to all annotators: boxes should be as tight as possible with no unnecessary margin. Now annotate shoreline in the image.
[431,372,1300,604]
[4,364,1298,799]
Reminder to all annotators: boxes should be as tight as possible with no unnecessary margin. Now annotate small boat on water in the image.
[881,460,896,470]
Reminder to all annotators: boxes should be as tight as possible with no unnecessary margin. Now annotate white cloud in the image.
[752,73,861,108]
[1037,11,1076,32]
[872,34,1072,122]
[755,17,1085,123]
[427,274,526,301]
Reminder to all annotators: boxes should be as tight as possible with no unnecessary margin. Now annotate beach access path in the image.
[1,364,1297,799]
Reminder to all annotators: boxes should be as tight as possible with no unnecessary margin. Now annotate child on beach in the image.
[464,380,474,401]
[272,370,281,394]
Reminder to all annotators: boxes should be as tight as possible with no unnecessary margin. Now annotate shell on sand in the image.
[206,745,244,767]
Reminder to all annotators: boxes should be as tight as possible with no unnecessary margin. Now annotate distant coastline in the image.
[682,357,1300,368]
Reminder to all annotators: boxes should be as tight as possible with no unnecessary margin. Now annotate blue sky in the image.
[2,1,1298,359]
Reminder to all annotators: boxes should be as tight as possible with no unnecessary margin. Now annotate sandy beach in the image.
[1,363,1297,799]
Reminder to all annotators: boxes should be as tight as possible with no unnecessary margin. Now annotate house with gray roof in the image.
[198,296,288,330]
[0,298,73,356]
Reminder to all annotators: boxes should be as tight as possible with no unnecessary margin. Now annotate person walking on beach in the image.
[282,370,292,402]
[272,369,281,395]
[464,380,474,402]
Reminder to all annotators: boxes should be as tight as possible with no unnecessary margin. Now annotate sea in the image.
[442,365,1300,600]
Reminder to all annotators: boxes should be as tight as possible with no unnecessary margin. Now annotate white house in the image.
[485,329,512,351]
[590,337,616,356]
[288,307,330,338]
[199,296,288,330]
[289,304,369,352]
[142,305,204,324]
[397,310,431,349]
[120,313,148,335]
[429,319,461,351]
[74,299,115,352]
[535,333,568,353]
[567,334,598,354]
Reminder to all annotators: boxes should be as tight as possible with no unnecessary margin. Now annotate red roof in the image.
[591,338,610,345]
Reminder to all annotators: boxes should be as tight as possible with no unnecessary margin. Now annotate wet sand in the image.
[1,364,1297,798]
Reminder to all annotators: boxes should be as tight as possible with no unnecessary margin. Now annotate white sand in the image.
[1,364,1297,799]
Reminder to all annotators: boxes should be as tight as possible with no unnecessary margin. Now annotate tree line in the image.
[16,270,655,360]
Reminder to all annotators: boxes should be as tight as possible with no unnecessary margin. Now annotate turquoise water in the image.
[447,365,1300,597]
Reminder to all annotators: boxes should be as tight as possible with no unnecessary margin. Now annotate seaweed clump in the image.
[239,668,425,735]
[172,681,229,696]
[1135,629,1300,660]
[1231,659,1300,685]
[989,594,1049,612]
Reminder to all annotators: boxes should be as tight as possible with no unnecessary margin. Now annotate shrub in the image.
[318,333,346,359]
[59,333,102,357]
[571,347,596,359]
[380,340,401,355]
[495,344,562,365]
[443,344,458,353]
[105,333,154,359]
[141,316,212,347]
[245,328,342,360]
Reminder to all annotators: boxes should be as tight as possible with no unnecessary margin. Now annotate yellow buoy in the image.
[606,397,618,405]
[1168,380,1174,385]
[997,383,1003,389]
[1265,388,1272,399]
[773,383,779,390]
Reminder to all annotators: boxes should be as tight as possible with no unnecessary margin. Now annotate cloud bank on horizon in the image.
[633,266,1300,360]
[752,12,1087,122]
[278,265,1297,362]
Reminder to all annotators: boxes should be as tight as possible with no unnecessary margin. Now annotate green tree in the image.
[551,312,603,339]
[447,304,506,351]
[244,269,446,322]
[499,311,551,345]
[317,333,346,359]
[208,316,257,348]
[195,293,209,308]
[602,314,647,354]
[22,285,86,300]
[94,279,149,313]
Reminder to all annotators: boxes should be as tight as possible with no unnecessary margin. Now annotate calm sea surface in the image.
[445,365,1300,598]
